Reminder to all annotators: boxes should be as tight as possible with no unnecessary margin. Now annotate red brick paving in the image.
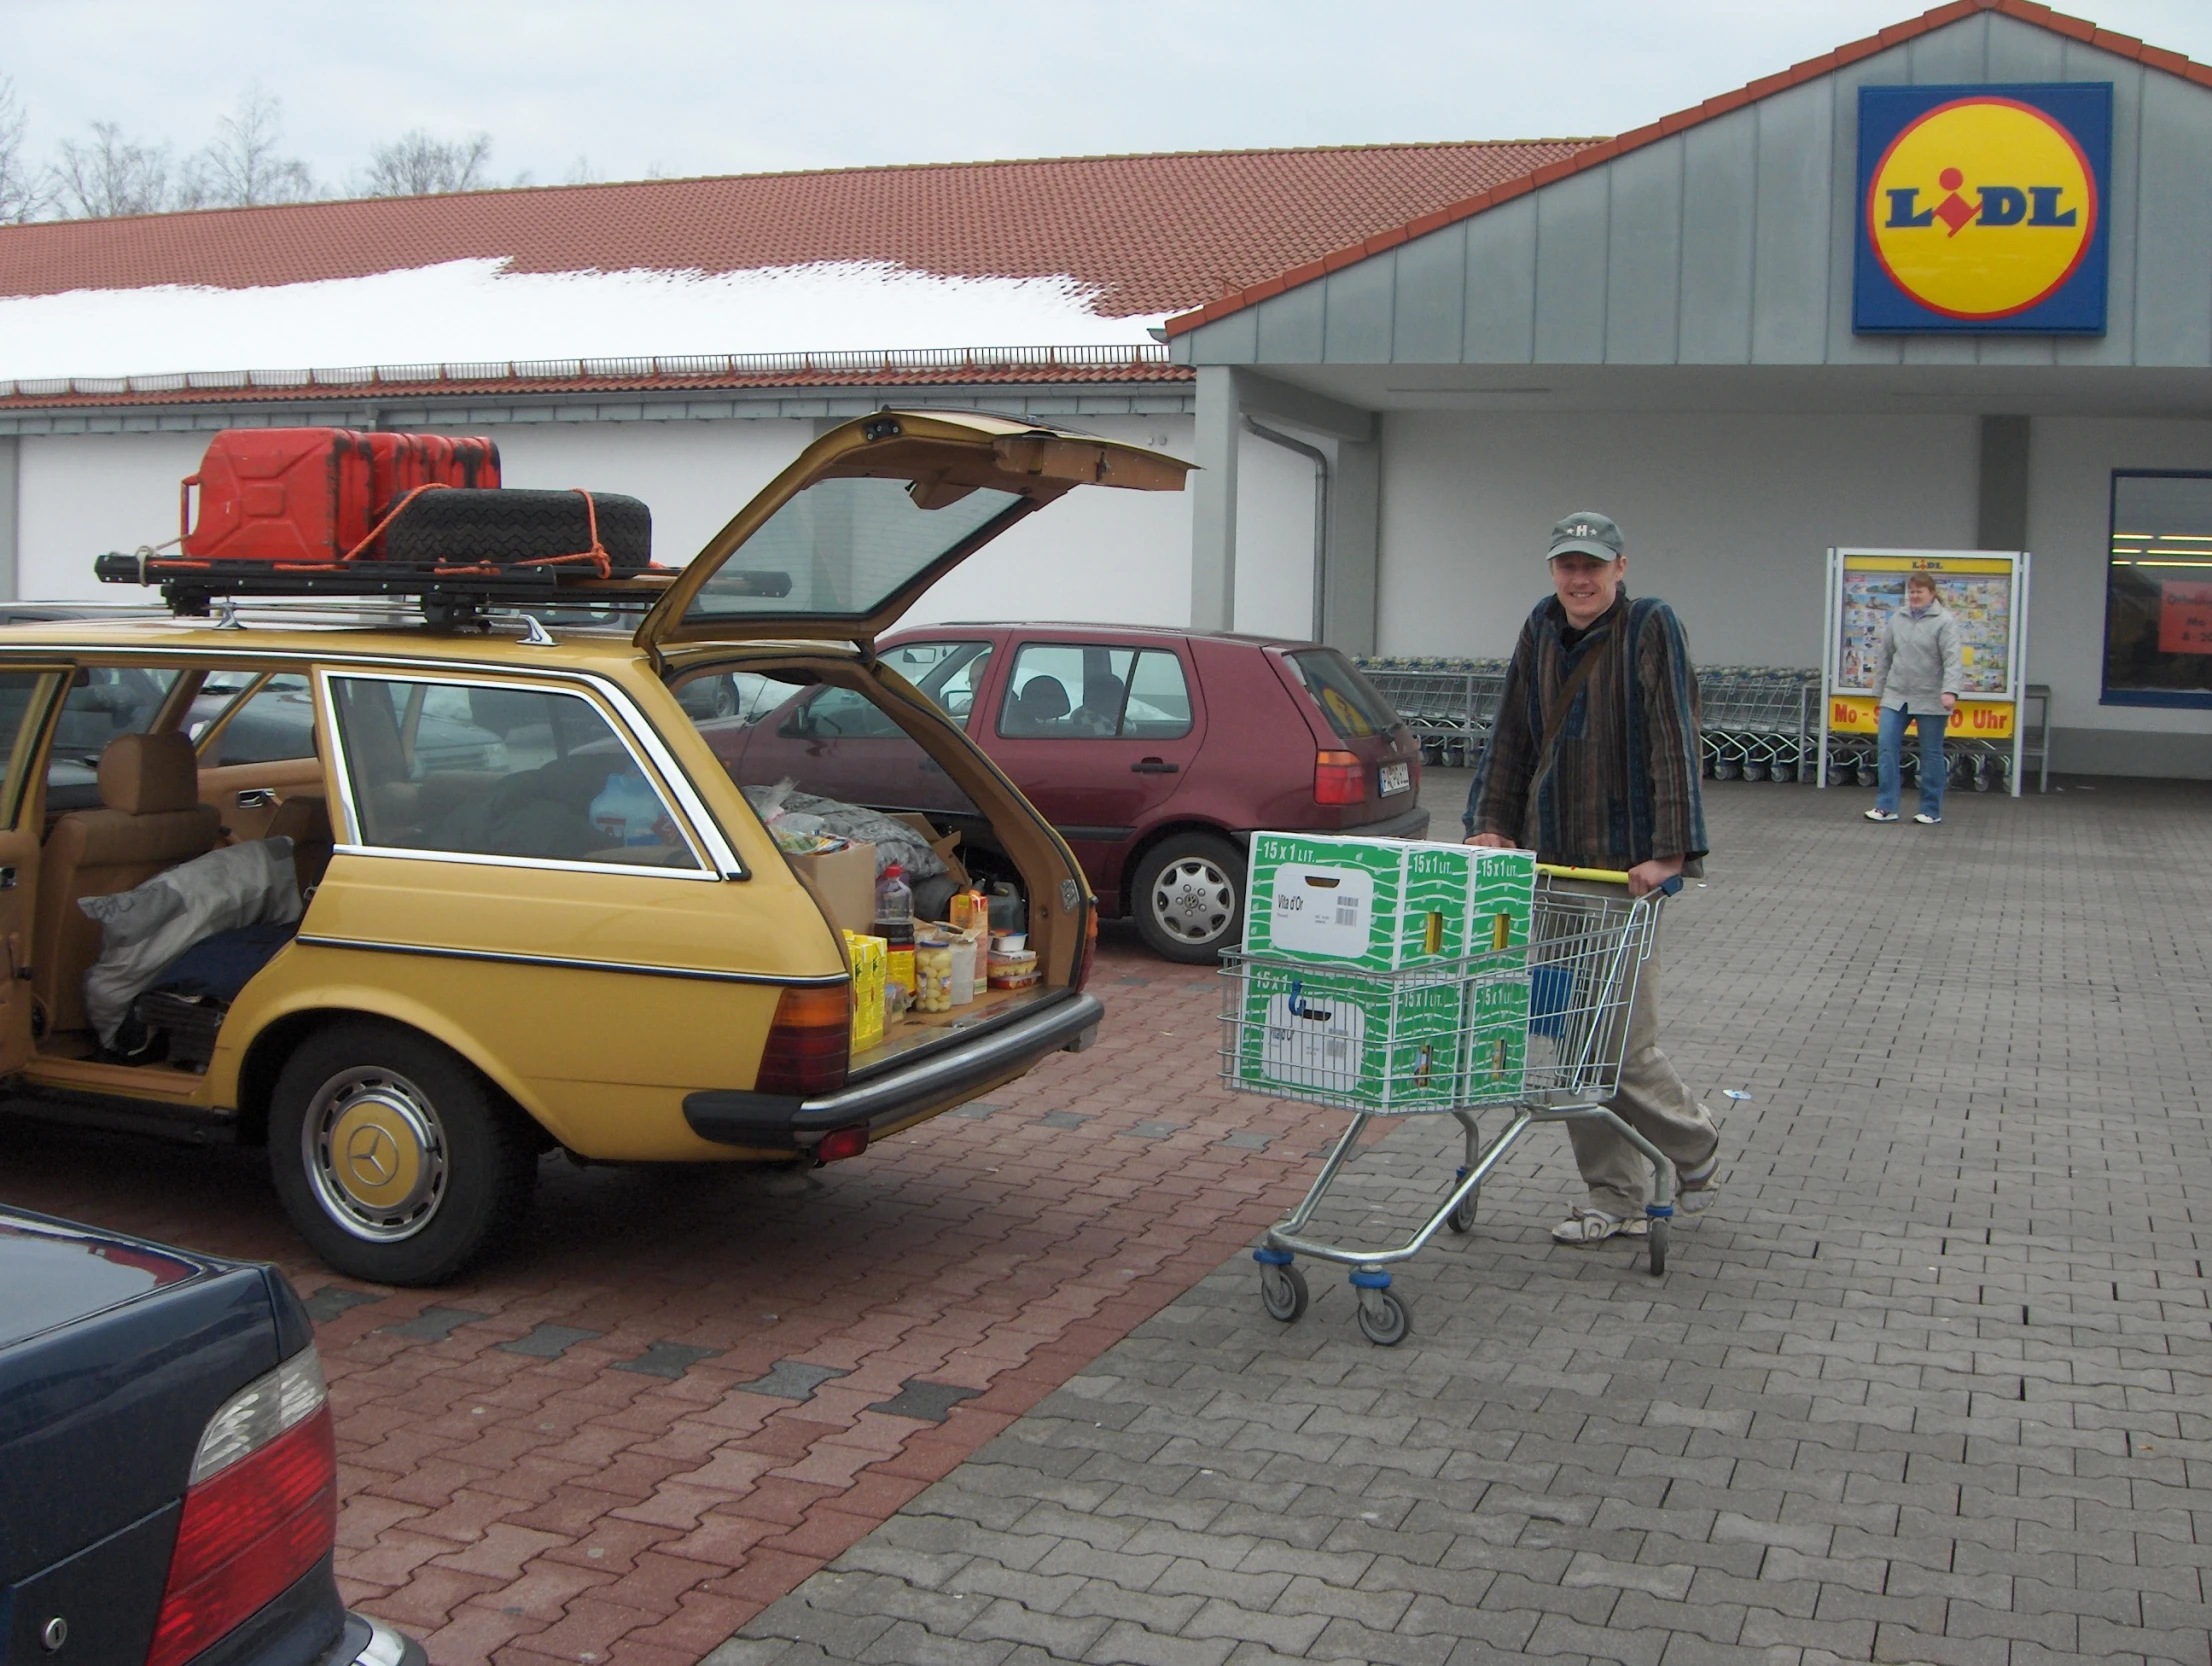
[0,941,1356,1666]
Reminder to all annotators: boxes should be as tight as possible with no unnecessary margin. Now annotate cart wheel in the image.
[1446,1185,1480,1235]
[1647,1216,1669,1276]
[1259,1262,1309,1324]
[1356,1288,1412,1347]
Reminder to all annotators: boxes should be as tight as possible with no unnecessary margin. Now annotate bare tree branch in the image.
[52,120,176,217]
[0,77,55,222]
[201,88,318,206]
[357,130,494,196]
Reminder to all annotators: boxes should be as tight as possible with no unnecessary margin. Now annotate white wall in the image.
[1374,412,1982,668]
[1231,427,1318,641]
[488,417,815,569]
[19,431,213,599]
[902,416,1196,631]
[2026,416,2212,736]
[12,414,1201,631]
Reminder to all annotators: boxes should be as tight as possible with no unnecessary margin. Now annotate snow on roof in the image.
[0,259,1168,383]
[0,141,1596,394]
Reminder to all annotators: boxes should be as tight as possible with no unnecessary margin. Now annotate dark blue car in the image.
[0,1207,422,1666]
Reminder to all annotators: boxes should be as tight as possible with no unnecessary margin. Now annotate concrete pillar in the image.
[1978,415,2030,551]
[1323,437,1379,656]
[0,437,16,602]
[1189,367,1241,630]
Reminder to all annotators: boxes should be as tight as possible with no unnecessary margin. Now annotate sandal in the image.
[1552,1207,1649,1246]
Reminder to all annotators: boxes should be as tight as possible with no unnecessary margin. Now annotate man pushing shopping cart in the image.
[1219,508,1722,1346]
[1463,509,1723,1247]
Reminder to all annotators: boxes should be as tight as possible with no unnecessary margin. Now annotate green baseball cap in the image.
[1548,510,1624,561]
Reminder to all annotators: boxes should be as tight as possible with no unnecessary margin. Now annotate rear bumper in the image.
[683,991,1105,1150]
[1344,801,1431,840]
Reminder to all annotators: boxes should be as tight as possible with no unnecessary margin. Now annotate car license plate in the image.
[1379,761,1411,797]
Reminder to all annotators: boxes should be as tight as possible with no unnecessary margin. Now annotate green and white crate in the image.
[1232,963,1474,1113]
[1245,833,1535,974]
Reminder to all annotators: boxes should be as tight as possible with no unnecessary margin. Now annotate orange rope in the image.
[513,488,613,578]
[340,482,453,564]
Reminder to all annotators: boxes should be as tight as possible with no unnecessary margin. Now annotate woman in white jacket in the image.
[1866,570,1965,825]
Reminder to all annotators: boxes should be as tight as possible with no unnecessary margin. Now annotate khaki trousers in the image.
[1550,883,1719,1217]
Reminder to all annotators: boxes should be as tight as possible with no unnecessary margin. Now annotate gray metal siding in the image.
[1179,11,2212,371]
[1676,110,1758,365]
[1463,198,1538,364]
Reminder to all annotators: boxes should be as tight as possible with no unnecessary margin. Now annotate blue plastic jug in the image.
[590,771,665,846]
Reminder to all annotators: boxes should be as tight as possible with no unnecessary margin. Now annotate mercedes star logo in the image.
[345,1124,398,1185]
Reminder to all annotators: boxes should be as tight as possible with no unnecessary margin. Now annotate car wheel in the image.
[269,1022,538,1287]
[1132,832,1243,963]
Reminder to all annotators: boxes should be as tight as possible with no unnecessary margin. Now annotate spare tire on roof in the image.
[383,488,652,570]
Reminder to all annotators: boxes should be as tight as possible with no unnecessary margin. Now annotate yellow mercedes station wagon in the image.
[0,413,1189,1284]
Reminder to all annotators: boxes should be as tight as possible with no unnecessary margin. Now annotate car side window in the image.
[1121,651,1194,739]
[198,674,318,766]
[997,644,1191,740]
[0,671,62,827]
[882,641,994,728]
[329,675,700,870]
[51,666,177,768]
[781,685,905,740]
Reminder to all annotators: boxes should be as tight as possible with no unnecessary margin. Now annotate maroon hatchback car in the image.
[713,625,1428,962]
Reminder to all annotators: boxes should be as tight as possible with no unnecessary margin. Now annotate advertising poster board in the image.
[1819,549,2031,796]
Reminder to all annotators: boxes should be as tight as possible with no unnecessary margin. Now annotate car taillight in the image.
[148,1349,336,1666]
[1077,904,1098,988]
[755,984,851,1097]
[1314,750,1366,805]
[814,1124,870,1164]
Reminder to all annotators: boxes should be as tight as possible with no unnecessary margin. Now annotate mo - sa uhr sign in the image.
[1854,82,2112,335]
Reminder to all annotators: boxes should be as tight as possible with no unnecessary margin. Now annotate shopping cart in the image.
[1219,865,1680,1346]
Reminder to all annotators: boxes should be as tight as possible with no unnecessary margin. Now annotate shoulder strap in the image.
[1537,633,1609,763]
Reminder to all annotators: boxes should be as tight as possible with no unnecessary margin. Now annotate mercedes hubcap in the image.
[1150,857,1235,946]
[304,1067,448,1242]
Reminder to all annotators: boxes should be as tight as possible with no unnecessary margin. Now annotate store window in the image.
[2105,471,2212,707]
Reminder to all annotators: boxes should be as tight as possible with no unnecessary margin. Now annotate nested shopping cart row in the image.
[1355,658,2013,789]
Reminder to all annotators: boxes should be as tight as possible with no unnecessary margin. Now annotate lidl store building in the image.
[2,0,2210,776]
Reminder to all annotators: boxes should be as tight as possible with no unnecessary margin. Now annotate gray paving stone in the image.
[375,1304,485,1340]
[301,1286,383,1324]
[699,784,2212,1666]
[496,1322,603,1358]
[611,1340,722,1378]
[736,1359,852,1401]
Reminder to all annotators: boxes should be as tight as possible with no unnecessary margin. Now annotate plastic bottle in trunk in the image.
[876,863,916,999]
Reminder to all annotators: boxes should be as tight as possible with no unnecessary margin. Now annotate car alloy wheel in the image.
[1126,828,1252,967]
[1151,854,1234,946]
[304,1065,450,1243]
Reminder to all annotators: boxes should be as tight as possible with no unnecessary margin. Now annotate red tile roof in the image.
[1164,0,2212,338]
[0,140,1601,319]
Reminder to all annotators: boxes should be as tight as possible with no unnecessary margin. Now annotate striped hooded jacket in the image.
[1463,590,1708,873]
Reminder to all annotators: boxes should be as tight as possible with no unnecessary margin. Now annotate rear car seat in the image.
[34,732,222,1036]
[265,794,334,895]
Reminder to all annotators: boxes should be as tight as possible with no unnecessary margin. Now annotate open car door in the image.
[0,670,68,1074]
[635,412,1191,655]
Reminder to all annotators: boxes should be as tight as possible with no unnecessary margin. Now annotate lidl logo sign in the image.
[1854,83,2111,334]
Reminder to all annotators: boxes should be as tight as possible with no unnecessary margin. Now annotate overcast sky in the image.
[8,0,2212,195]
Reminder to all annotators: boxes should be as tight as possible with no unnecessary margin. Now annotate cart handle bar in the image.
[1538,863,1684,897]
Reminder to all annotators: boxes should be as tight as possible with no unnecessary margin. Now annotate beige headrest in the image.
[98,731,200,816]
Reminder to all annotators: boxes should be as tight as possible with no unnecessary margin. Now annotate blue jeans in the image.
[1877,705,1948,818]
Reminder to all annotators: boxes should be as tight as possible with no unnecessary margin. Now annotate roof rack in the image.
[92,552,673,630]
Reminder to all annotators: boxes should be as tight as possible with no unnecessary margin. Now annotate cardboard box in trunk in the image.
[791,840,877,935]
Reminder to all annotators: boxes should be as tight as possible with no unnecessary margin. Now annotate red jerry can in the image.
[180,428,501,563]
